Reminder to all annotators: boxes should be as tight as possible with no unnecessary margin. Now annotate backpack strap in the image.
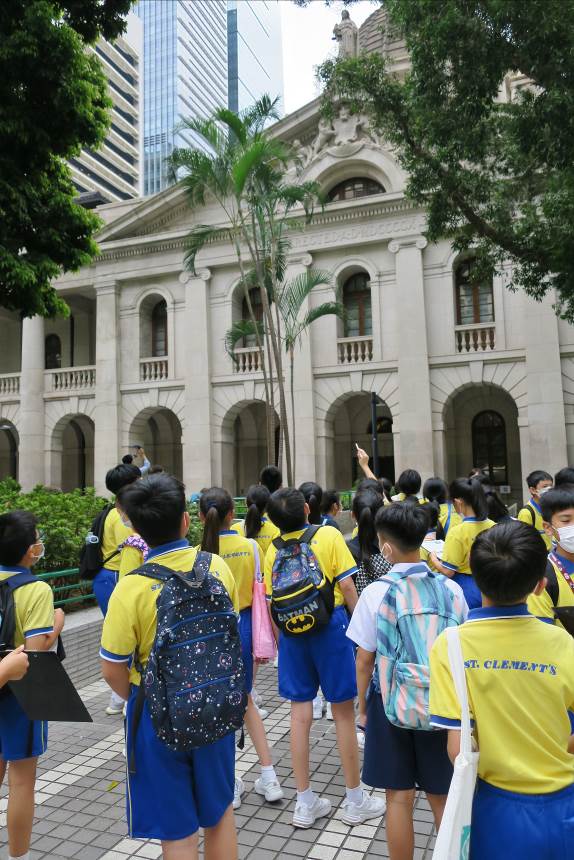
[545,559,560,607]
[274,524,321,550]
[3,572,38,591]
[519,505,537,527]
[128,562,174,581]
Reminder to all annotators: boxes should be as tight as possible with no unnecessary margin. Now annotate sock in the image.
[9,853,30,860]
[346,785,364,805]
[297,787,315,806]
[260,764,277,785]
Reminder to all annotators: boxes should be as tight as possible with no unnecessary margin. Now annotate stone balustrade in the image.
[45,367,96,392]
[337,336,374,365]
[233,346,263,374]
[0,373,20,397]
[140,357,169,382]
[455,323,496,353]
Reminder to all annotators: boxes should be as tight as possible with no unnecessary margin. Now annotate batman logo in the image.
[286,614,316,634]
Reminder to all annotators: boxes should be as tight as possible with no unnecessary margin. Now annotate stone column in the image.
[19,316,46,490]
[93,282,121,495]
[183,269,213,492]
[522,290,567,476]
[389,237,434,479]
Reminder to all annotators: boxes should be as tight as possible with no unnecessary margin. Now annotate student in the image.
[0,511,65,860]
[419,502,443,571]
[260,465,282,494]
[423,477,461,537]
[391,469,424,503]
[299,481,323,525]
[430,521,574,859]
[555,466,574,487]
[264,488,385,827]
[431,477,495,610]
[347,503,466,860]
[484,486,511,523]
[321,490,342,530]
[231,485,280,555]
[199,487,284,810]
[115,486,149,578]
[100,475,239,860]
[517,470,553,550]
[527,484,574,627]
[347,489,390,595]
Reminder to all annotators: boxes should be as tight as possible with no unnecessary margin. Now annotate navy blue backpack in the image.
[129,552,247,769]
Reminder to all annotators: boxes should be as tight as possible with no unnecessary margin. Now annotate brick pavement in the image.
[0,665,437,859]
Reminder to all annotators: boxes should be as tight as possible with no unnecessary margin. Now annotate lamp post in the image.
[370,391,380,477]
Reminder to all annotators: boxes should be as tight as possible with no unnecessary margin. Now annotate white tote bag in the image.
[432,626,479,860]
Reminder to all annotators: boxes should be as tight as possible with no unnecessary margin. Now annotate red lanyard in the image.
[549,552,574,597]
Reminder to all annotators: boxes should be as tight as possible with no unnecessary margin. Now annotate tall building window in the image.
[328,177,385,203]
[472,410,507,485]
[45,334,62,369]
[455,259,494,326]
[151,300,168,357]
[241,288,263,348]
[343,274,372,337]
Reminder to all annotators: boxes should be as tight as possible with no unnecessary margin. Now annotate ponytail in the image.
[298,481,323,526]
[423,477,448,505]
[244,484,269,539]
[353,489,384,563]
[449,477,488,520]
[200,486,234,554]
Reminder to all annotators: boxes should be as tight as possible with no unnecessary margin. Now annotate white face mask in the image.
[381,542,394,565]
[31,541,45,563]
[537,486,552,497]
[556,524,574,553]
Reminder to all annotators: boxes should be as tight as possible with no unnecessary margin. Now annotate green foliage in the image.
[0,0,132,317]
[318,0,574,319]
[186,502,204,548]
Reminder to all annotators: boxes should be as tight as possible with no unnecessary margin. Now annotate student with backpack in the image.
[231,484,280,556]
[347,489,390,595]
[100,474,242,860]
[199,487,284,810]
[423,477,461,538]
[0,510,65,860]
[346,503,466,860]
[392,469,424,503]
[264,488,385,827]
[517,470,553,549]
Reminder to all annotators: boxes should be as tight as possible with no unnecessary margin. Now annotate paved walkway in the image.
[0,665,437,859]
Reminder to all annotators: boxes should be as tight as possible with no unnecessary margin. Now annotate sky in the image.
[279,0,379,114]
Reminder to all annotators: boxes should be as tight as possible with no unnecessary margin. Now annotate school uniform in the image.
[231,517,280,557]
[518,500,553,551]
[440,517,495,609]
[430,605,574,859]
[0,566,54,760]
[321,514,341,531]
[264,525,358,703]
[438,502,462,537]
[118,535,149,579]
[94,507,133,615]
[100,540,239,841]
[347,564,466,793]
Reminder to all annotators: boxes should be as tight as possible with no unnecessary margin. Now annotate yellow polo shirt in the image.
[527,553,574,628]
[430,605,574,793]
[213,531,264,612]
[100,507,133,573]
[0,568,55,647]
[441,517,495,576]
[230,517,280,558]
[438,503,462,536]
[518,501,553,551]
[100,540,238,686]
[264,525,357,608]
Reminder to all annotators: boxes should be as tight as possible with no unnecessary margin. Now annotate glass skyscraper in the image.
[227,1,284,115]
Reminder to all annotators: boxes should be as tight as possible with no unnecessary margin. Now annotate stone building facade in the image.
[0,9,572,503]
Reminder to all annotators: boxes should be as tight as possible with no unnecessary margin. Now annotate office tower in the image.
[70,13,143,203]
[137,0,228,196]
[227,1,284,114]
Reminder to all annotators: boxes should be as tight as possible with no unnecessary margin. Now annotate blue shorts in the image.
[239,607,253,694]
[471,779,574,859]
[278,606,357,703]
[362,684,452,793]
[0,691,47,761]
[93,568,118,617]
[125,689,235,841]
[452,573,482,610]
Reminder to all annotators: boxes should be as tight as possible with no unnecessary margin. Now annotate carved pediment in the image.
[97,185,194,244]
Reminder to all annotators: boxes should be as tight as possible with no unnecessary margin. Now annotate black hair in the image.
[540,484,574,523]
[199,487,234,555]
[449,477,488,520]
[397,469,421,497]
[470,520,548,604]
[485,488,509,523]
[468,467,487,479]
[375,502,428,553]
[244,484,270,539]
[353,489,384,563]
[148,464,165,475]
[105,463,141,495]
[423,477,448,505]
[321,490,340,515]
[380,477,393,504]
[260,465,282,494]
[0,511,38,567]
[122,454,134,465]
[554,467,574,487]
[119,474,186,548]
[526,470,552,490]
[356,478,385,498]
[299,481,323,525]
[267,488,307,533]
[420,501,439,532]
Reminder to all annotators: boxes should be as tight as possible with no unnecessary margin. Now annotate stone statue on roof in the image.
[333,9,358,59]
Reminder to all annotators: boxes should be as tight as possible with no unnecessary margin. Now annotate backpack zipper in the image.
[173,673,236,695]
[166,630,229,651]
[168,610,236,633]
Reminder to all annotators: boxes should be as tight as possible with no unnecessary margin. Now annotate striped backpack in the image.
[376,563,465,730]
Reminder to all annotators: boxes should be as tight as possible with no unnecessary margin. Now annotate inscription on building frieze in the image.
[289,215,426,251]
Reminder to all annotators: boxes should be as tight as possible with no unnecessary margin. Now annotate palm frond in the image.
[278,269,333,321]
[242,94,281,132]
[232,139,269,198]
[184,225,222,273]
[301,301,345,329]
[176,117,227,154]
[213,108,248,146]
[224,319,264,362]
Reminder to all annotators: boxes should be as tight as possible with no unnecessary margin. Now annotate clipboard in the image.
[6,651,93,722]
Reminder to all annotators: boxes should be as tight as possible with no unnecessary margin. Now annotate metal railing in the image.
[37,568,96,609]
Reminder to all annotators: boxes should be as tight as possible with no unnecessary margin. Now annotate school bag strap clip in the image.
[272,524,321,550]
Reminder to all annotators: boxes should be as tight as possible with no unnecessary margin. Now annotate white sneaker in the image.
[273,655,278,668]
[312,695,324,720]
[105,704,124,716]
[233,777,244,810]
[326,702,333,721]
[256,705,269,720]
[293,795,331,828]
[356,730,365,749]
[254,777,284,803]
[341,790,386,825]
[252,688,263,708]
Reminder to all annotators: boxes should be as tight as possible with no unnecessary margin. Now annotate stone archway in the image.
[219,399,280,496]
[49,414,95,491]
[0,419,18,481]
[129,407,183,480]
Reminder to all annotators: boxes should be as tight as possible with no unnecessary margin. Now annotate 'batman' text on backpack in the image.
[376,563,466,730]
[78,505,119,580]
[270,525,334,636]
[128,553,247,768]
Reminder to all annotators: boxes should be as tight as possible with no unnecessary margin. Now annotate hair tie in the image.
[206,500,218,510]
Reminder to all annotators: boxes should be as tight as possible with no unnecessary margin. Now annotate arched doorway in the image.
[50,414,95,491]
[130,407,183,479]
[326,393,394,489]
[220,400,280,496]
[0,420,18,481]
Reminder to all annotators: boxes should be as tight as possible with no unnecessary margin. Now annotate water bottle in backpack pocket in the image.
[270,525,335,636]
